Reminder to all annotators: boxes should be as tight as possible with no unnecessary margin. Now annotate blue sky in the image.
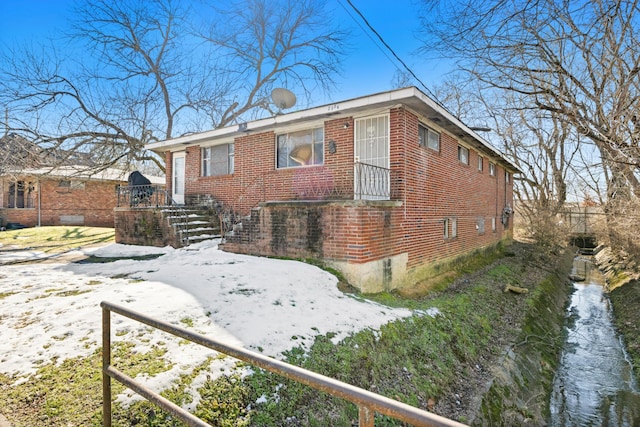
[0,0,447,105]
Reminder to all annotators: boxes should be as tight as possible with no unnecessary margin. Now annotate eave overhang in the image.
[147,86,520,173]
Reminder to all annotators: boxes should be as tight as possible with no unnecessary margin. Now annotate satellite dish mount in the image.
[271,88,296,112]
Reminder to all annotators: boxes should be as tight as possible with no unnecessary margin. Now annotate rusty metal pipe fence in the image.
[102,301,467,427]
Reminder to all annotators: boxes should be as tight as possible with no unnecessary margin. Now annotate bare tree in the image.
[0,0,348,173]
[419,0,640,253]
[0,132,42,177]
[434,76,580,248]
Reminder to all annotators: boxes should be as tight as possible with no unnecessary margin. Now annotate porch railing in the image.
[102,301,467,427]
[287,162,393,201]
[116,184,169,207]
[114,162,392,211]
[355,161,391,201]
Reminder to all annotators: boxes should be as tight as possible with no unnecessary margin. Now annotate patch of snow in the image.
[0,240,427,404]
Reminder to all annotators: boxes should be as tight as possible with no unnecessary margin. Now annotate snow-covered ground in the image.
[0,240,433,405]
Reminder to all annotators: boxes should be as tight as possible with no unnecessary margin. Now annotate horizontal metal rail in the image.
[102,300,467,427]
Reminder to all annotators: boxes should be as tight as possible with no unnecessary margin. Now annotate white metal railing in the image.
[354,162,391,201]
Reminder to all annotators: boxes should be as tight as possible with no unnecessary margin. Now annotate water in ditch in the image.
[549,255,640,426]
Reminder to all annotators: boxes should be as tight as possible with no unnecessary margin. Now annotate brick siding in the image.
[1,178,119,228]
[114,208,176,246]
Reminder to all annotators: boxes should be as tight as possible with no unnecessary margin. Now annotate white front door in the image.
[172,152,186,204]
[354,115,390,200]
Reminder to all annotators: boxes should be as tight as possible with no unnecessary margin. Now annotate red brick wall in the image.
[174,117,356,215]
[1,178,119,228]
[222,200,400,263]
[391,107,513,270]
[114,208,176,246]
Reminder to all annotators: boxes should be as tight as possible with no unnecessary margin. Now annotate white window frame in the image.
[492,217,497,232]
[276,127,324,169]
[418,124,440,151]
[489,162,496,176]
[458,146,469,165]
[444,217,458,239]
[477,217,485,234]
[506,171,510,183]
[478,155,483,171]
[7,180,32,209]
[202,143,234,177]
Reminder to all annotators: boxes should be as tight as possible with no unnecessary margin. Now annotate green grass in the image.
[0,226,114,254]
[244,281,504,425]
[0,343,170,427]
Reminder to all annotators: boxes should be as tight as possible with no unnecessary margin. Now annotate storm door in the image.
[172,152,185,204]
[354,115,390,200]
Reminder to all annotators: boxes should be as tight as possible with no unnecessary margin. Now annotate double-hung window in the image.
[202,143,234,176]
[7,181,33,208]
[458,145,469,164]
[277,128,324,168]
[444,217,458,239]
[418,124,440,151]
[489,162,496,176]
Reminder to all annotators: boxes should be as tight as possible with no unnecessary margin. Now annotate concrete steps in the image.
[162,207,220,246]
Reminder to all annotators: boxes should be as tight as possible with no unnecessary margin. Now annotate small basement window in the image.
[458,146,469,165]
[418,124,440,151]
[444,217,458,239]
[59,180,85,189]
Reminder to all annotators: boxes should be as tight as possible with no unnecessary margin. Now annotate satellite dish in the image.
[271,88,297,110]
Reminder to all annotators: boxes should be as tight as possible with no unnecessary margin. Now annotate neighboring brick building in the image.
[0,167,163,228]
[146,87,518,292]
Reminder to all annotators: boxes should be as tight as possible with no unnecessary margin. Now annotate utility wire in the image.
[335,1,399,77]
[339,0,445,108]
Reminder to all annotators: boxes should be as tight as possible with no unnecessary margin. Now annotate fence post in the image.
[359,406,374,427]
[102,307,112,427]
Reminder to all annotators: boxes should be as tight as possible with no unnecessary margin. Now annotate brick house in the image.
[0,166,164,228]
[145,87,518,292]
